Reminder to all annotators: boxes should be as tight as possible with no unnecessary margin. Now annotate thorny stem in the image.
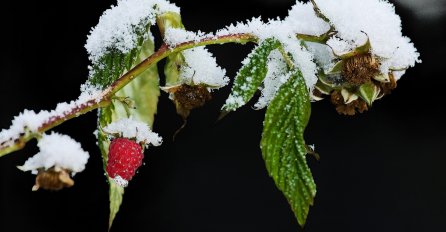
[0,33,258,157]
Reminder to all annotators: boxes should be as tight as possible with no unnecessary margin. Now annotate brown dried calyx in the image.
[342,53,379,86]
[377,72,397,95]
[32,167,74,191]
[330,90,368,116]
[174,84,212,118]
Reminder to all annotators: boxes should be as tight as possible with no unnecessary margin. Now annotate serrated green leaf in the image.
[97,34,160,229]
[222,38,281,111]
[261,70,316,226]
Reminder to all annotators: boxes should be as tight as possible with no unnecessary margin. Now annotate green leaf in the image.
[98,34,160,229]
[114,38,160,126]
[88,25,151,89]
[108,179,124,229]
[222,38,281,112]
[260,69,316,226]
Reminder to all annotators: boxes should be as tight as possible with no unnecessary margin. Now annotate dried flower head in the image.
[32,167,74,191]
[163,84,212,119]
[342,53,379,86]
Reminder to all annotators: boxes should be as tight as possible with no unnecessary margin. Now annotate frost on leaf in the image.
[217,17,318,92]
[222,38,281,112]
[254,50,290,109]
[85,0,180,88]
[261,69,315,226]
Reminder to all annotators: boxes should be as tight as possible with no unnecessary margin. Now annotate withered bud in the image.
[312,88,324,100]
[174,84,212,118]
[342,53,379,86]
[32,167,74,191]
[330,90,368,116]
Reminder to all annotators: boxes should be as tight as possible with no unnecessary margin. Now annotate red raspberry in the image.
[106,138,144,187]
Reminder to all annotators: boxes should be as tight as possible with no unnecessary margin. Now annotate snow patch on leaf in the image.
[85,0,179,63]
[255,50,290,109]
[216,17,318,92]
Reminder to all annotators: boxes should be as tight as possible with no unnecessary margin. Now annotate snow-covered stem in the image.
[0,33,258,157]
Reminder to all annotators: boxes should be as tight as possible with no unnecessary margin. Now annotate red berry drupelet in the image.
[106,138,144,187]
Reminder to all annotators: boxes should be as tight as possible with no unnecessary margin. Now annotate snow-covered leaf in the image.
[85,0,179,89]
[261,69,315,226]
[222,38,281,112]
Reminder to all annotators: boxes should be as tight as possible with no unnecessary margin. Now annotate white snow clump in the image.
[102,118,162,146]
[19,132,90,174]
[85,0,180,63]
[179,47,229,88]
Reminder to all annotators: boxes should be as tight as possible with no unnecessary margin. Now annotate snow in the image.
[164,28,211,47]
[255,50,290,109]
[305,42,336,73]
[81,0,418,109]
[217,17,319,92]
[179,47,229,88]
[285,1,330,36]
[19,132,89,174]
[224,95,245,109]
[102,118,162,146]
[85,0,180,63]
[1,0,422,146]
[112,175,129,187]
[314,0,421,78]
[0,87,103,149]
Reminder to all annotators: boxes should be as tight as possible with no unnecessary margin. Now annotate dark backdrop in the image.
[1,0,445,231]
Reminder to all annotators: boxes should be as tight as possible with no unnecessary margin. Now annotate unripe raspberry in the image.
[106,138,144,187]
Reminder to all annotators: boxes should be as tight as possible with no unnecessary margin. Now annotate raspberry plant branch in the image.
[0,33,258,158]
[0,0,421,229]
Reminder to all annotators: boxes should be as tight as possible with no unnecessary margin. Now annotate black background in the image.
[1,0,445,231]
